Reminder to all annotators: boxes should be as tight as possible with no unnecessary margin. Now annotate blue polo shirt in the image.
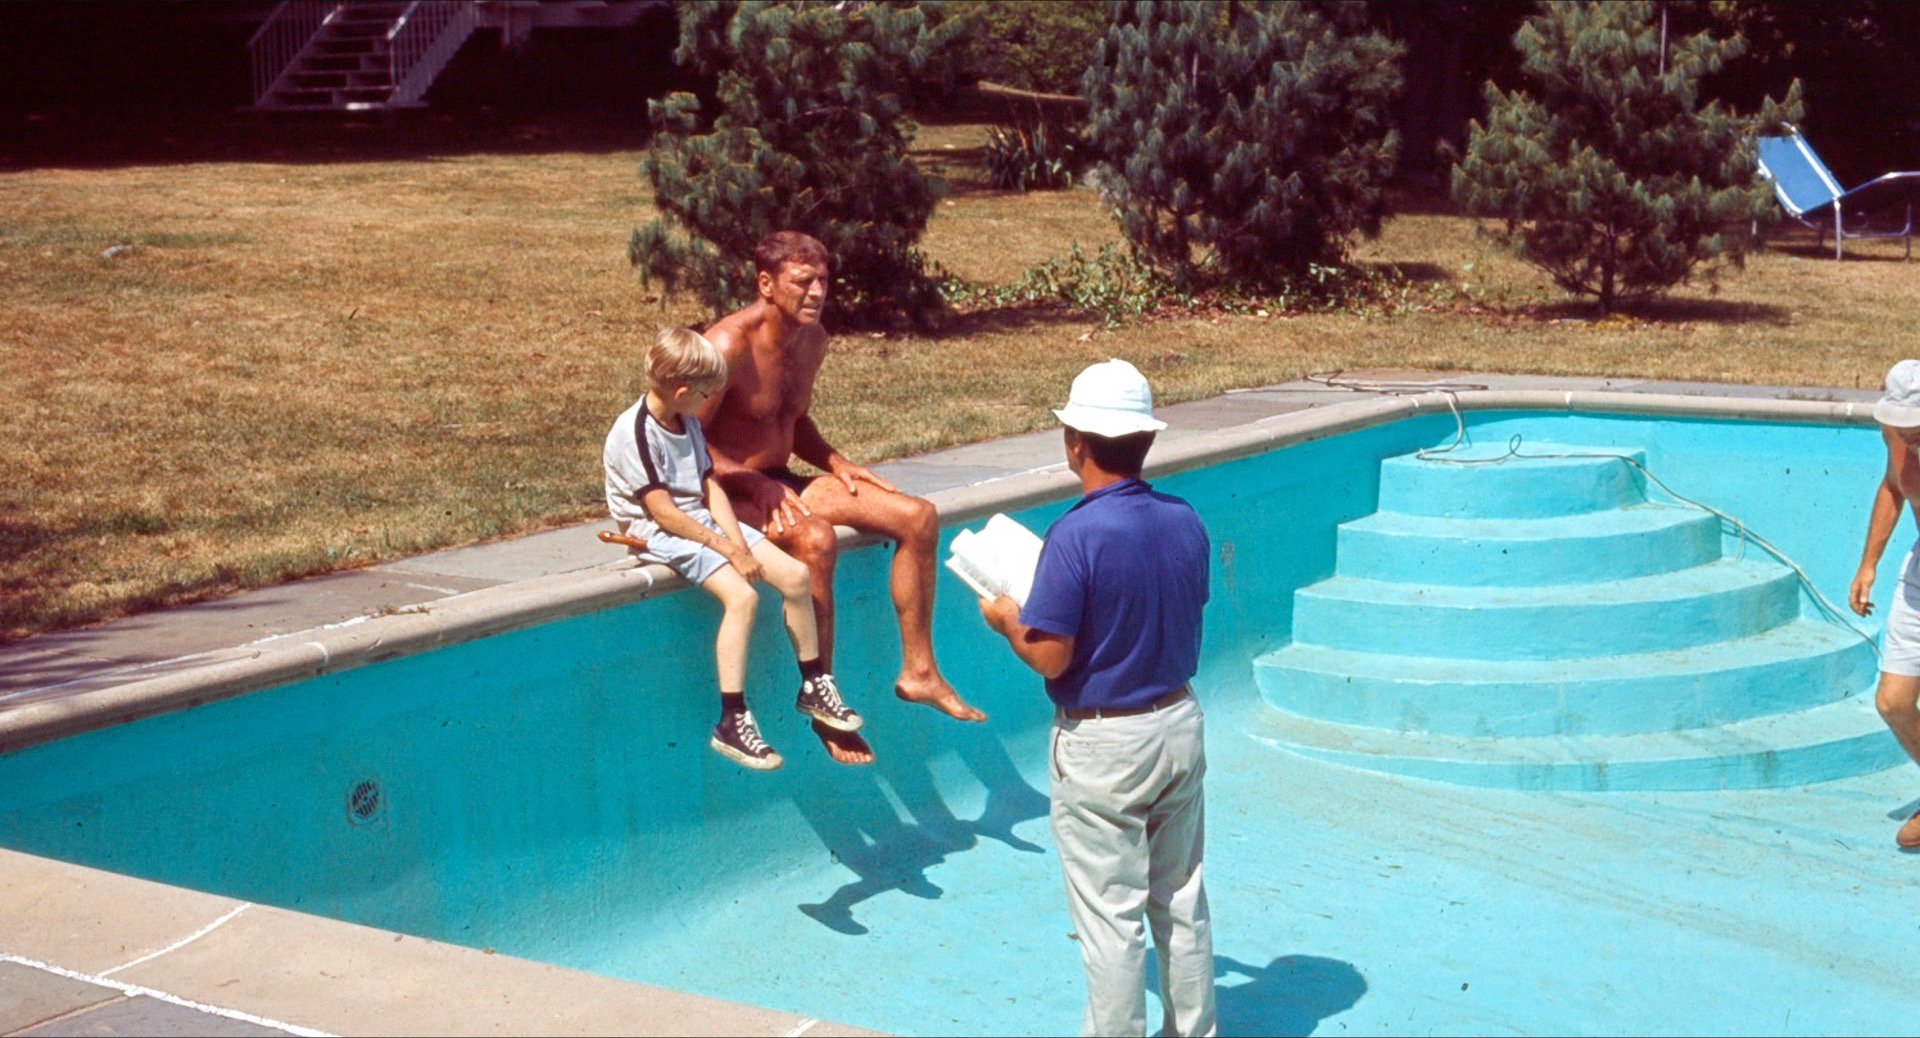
[1020,478,1210,712]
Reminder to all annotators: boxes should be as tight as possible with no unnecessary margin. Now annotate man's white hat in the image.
[1053,358,1169,438]
[1875,359,1920,428]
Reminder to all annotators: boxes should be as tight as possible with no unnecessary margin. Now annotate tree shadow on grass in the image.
[1523,296,1793,326]
[1760,239,1915,264]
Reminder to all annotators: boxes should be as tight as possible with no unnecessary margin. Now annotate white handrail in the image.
[388,2,479,107]
[248,2,342,106]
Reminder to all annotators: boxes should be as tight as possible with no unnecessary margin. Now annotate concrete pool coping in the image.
[0,371,1886,1036]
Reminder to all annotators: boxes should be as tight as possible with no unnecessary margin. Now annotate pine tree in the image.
[631,1,966,328]
[1451,1,1801,315]
[1082,1,1404,289]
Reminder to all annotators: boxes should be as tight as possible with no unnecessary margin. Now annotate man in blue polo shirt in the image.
[979,358,1215,1037]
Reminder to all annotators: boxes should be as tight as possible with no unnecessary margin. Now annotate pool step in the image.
[1245,685,1902,791]
[1291,560,1801,661]
[1376,446,1647,519]
[1254,619,1877,737]
[1253,442,1894,789]
[1335,505,1721,586]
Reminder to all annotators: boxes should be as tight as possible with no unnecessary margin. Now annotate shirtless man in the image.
[1849,358,1920,849]
[699,232,986,764]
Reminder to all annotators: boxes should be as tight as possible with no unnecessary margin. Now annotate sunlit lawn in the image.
[4,118,1917,639]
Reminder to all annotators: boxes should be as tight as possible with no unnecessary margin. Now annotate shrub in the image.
[1451,1,1802,314]
[949,0,1105,95]
[1081,1,1404,290]
[630,1,966,329]
[982,120,1082,192]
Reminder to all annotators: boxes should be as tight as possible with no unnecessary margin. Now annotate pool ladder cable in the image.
[1303,370,1881,660]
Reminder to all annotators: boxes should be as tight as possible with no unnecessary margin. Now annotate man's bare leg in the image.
[777,520,875,764]
[1874,672,1920,847]
[798,479,987,722]
[722,496,876,765]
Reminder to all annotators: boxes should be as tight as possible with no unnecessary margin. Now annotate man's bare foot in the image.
[813,720,875,765]
[1898,809,1920,850]
[895,677,988,722]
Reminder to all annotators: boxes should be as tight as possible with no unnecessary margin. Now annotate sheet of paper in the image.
[945,514,1043,606]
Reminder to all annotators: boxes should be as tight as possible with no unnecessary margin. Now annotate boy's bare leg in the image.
[701,567,759,696]
[797,478,987,723]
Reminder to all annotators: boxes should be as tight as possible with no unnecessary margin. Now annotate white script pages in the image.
[944,513,1045,606]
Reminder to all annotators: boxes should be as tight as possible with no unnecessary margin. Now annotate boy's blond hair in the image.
[648,327,728,393]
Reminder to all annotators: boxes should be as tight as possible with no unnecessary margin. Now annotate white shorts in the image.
[638,511,766,587]
[1883,548,1920,677]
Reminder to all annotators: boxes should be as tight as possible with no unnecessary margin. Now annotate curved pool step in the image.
[1245,690,1904,791]
[1254,619,1878,737]
[1291,559,1801,661]
[1334,505,1722,587]
[1377,447,1647,519]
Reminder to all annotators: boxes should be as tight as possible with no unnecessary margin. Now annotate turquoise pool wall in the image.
[0,411,1907,1032]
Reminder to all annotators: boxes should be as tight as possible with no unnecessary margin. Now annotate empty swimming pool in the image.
[4,403,1918,1036]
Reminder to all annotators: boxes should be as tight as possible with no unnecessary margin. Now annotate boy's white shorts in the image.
[1883,547,1920,678]
[640,511,767,587]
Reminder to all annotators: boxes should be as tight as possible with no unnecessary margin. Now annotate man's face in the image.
[759,260,829,325]
[1894,425,1920,451]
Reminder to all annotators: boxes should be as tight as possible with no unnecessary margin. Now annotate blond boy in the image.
[604,328,862,769]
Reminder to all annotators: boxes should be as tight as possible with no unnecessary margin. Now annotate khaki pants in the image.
[1050,694,1215,1037]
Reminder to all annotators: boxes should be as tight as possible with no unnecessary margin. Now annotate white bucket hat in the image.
[1053,358,1169,438]
[1875,359,1920,428]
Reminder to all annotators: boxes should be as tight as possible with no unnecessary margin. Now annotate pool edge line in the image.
[0,387,1871,756]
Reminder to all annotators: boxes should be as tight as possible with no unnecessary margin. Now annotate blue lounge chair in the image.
[1756,127,1920,259]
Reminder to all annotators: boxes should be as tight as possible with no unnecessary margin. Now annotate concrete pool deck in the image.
[0,371,1898,1036]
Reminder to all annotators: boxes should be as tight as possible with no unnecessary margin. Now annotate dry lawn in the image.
[4,120,1919,640]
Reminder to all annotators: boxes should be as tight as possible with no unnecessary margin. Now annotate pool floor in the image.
[585,688,1920,1037]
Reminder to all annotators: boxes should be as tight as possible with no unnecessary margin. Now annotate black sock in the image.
[720,692,746,719]
[798,657,826,682]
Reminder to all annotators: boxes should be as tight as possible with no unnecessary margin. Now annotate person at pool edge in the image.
[697,231,986,768]
[977,358,1216,1037]
[1849,358,1920,849]
[603,327,863,770]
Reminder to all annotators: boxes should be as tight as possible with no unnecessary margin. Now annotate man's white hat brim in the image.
[1876,398,1920,429]
[1053,404,1169,437]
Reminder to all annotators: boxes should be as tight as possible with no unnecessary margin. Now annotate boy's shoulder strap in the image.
[632,403,664,491]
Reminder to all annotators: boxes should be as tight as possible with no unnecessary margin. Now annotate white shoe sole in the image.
[710,736,783,771]
[798,704,864,733]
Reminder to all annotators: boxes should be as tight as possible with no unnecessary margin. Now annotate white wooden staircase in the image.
[248,1,657,112]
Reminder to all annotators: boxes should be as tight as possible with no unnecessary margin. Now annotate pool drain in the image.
[347,778,384,824]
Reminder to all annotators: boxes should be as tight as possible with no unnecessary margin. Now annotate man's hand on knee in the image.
[828,458,897,497]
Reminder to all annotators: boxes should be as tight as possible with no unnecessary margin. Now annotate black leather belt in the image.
[1059,685,1192,721]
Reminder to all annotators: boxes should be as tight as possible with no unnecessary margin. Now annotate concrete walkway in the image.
[0,371,1884,1036]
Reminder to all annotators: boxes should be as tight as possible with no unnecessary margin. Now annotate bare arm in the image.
[792,415,842,473]
[795,415,898,496]
[980,595,1075,679]
[638,486,762,582]
[1853,434,1911,616]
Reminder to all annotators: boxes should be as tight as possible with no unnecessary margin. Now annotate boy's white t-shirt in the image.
[603,399,715,541]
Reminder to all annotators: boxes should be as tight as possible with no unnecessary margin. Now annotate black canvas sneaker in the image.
[795,674,863,732]
[711,710,783,771]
